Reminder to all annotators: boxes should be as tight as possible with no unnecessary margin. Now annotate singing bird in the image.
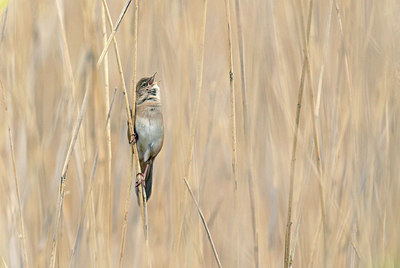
[130,73,164,203]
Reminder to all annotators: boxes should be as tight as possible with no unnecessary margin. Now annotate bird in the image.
[130,73,164,203]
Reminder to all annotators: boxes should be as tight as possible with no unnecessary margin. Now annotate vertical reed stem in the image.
[224,0,238,265]
[283,1,313,267]
[172,1,208,265]
[233,0,259,266]
[184,178,222,268]
[1,78,28,267]
[50,73,91,268]
[128,0,152,265]
[101,6,112,266]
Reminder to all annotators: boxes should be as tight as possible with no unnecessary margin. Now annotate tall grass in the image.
[1,79,28,267]
[1,0,400,267]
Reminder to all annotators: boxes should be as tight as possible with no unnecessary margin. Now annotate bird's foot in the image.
[135,172,146,188]
[129,132,138,145]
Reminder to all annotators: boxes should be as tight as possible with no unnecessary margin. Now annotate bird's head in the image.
[135,73,160,104]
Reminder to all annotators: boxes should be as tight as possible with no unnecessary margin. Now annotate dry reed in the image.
[223,0,238,265]
[49,71,91,268]
[184,177,222,268]
[97,0,133,68]
[1,78,28,267]
[233,0,259,266]
[172,1,208,266]
[284,1,314,267]
[0,8,7,43]
[69,88,116,267]
[100,5,113,266]
[289,0,326,265]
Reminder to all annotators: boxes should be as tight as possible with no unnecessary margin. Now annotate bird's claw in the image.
[135,172,146,188]
[129,133,138,144]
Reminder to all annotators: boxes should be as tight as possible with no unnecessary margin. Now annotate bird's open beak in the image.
[149,72,157,85]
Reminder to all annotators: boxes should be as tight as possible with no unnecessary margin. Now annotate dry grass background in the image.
[1,0,400,267]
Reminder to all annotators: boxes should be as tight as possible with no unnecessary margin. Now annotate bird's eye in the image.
[142,82,147,87]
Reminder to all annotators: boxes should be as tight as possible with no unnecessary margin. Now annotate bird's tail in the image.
[135,161,154,204]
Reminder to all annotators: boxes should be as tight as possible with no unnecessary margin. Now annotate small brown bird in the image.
[131,73,164,203]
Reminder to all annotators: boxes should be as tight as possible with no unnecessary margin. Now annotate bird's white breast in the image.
[135,112,164,162]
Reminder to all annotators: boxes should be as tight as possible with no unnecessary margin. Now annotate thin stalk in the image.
[289,142,315,268]
[1,257,7,268]
[233,0,259,266]
[89,183,98,267]
[97,0,133,68]
[283,1,313,267]
[334,2,358,265]
[69,89,117,267]
[51,3,84,261]
[334,0,353,96]
[0,7,7,43]
[172,1,208,265]
[309,214,323,266]
[128,0,150,247]
[224,0,238,265]
[49,71,91,268]
[184,0,207,183]
[127,2,152,266]
[56,0,86,217]
[284,50,307,268]
[224,0,237,191]
[184,178,222,268]
[289,0,327,265]
[1,79,28,267]
[316,0,334,115]
[295,0,326,231]
[101,6,113,266]
[303,8,327,268]
[131,0,138,109]
[100,0,134,171]
[55,0,77,99]
[69,152,99,267]
[119,155,150,266]
[304,7,325,222]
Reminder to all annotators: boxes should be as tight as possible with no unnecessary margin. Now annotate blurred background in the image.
[1,0,400,267]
